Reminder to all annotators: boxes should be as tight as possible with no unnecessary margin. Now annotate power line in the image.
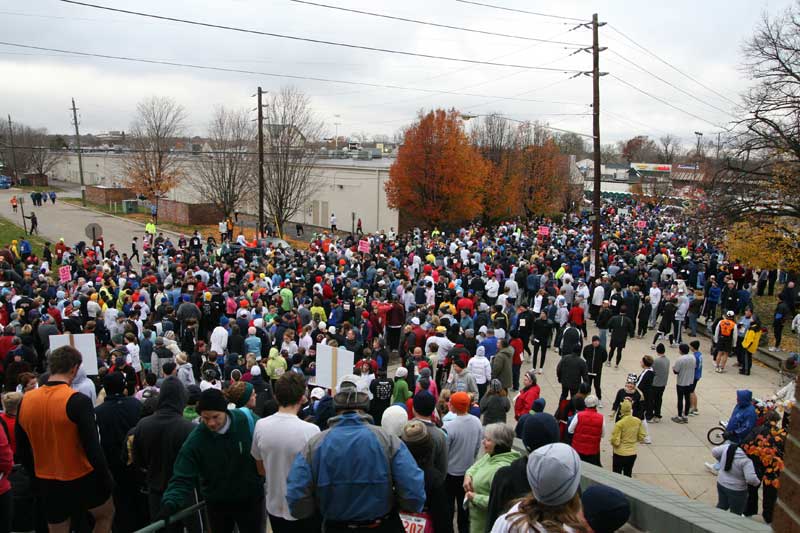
[288,0,587,47]
[0,41,588,107]
[607,24,739,106]
[607,51,737,118]
[58,0,583,73]
[454,0,588,23]
[609,74,727,129]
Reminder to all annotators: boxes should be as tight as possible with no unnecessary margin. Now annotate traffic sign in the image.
[85,223,103,240]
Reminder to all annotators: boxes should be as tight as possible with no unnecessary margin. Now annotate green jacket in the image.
[266,348,287,380]
[465,450,520,533]
[161,409,262,512]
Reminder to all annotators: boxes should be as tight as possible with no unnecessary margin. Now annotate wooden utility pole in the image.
[71,98,86,206]
[257,87,265,237]
[6,115,19,183]
[591,13,604,279]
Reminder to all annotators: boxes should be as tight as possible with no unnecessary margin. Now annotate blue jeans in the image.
[717,483,748,515]
[688,312,698,336]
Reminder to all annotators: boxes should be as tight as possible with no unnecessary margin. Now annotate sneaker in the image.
[671,416,684,424]
[643,436,652,444]
[682,416,689,423]
[598,401,604,409]
[536,368,543,375]
[605,361,611,367]
[705,462,719,476]
[614,364,619,369]
[651,416,661,423]
[650,345,656,350]
[689,409,699,416]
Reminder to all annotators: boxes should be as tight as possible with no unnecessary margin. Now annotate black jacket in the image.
[485,457,528,532]
[131,377,195,491]
[95,394,142,477]
[582,344,608,375]
[608,315,635,348]
[556,353,587,389]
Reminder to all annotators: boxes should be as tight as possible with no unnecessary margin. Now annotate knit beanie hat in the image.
[527,443,582,506]
[532,398,546,413]
[413,391,436,417]
[419,367,432,379]
[581,485,631,533]
[103,371,126,395]
[449,391,471,413]
[197,388,228,414]
[401,420,433,462]
[522,413,560,452]
[381,405,409,437]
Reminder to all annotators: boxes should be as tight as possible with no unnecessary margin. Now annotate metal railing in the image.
[133,501,207,533]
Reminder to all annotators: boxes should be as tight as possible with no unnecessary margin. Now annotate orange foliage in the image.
[386,109,489,227]
[481,157,522,221]
[516,139,567,217]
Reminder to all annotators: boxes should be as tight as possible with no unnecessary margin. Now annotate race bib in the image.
[519,319,526,328]
[400,512,432,533]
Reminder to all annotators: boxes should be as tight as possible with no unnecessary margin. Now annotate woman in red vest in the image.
[567,394,605,466]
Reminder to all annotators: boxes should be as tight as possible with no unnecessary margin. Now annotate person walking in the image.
[740,322,762,376]
[556,348,587,400]
[467,346,492,399]
[24,211,38,235]
[568,394,604,466]
[610,399,646,477]
[287,376,425,533]
[671,344,696,424]
[159,388,265,533]
[252,372,321,533]
[443,392,483,533]
[16,346,115,533]
[582,336,607,407]
[607,307,634,368]
[531,311,552,375]
[770,294,791,352]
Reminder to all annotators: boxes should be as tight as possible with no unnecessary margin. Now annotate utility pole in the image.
[716,131,721,161]
[256,87,265,238]
[591,13,605,280]
[71,98,86,206]
[6,115,19,184]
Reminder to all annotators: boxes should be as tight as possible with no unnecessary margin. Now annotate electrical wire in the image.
[609,74,727,129]
[454,0,588,23]
[287,0,587,46]
[607,24,739,106]
[608,51,737,118]
[58,0,584,73]
[0,41,588,107]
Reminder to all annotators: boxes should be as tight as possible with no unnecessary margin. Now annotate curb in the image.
[62,202,182,239]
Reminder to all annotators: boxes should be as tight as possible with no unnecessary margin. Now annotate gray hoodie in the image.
[72,366,97,406]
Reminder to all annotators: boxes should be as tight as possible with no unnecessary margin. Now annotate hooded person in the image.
[726,389,757,444]
[71,365,97,406]
[175,352,195,387]
[486,413,560,530]
[266,347,288,386]
[130,376,198,529]
[490,443,584,533]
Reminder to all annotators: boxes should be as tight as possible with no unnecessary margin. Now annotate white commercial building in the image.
[51,151,399,233]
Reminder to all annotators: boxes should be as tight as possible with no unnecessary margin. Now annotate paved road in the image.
[0,183,175,250]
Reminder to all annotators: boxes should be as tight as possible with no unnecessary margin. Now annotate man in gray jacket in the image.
[651,343,670,422]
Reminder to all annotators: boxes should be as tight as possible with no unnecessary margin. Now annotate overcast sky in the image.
[0,0,793,147]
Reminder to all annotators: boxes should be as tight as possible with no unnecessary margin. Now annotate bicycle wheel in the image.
[707,426,726,445]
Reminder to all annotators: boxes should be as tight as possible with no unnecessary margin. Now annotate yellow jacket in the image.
[610,402,646,456]
[742,327,762,354]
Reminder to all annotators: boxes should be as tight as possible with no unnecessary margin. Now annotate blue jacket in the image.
[287,412,425,522]
[478,337,498,359]
[728,390,757,444]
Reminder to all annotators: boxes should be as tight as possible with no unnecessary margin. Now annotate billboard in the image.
[631,163,672,172]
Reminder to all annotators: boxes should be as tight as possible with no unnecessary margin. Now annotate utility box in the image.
[122,199,139,213]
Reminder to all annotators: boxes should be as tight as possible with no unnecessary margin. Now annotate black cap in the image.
[197,388,228,414]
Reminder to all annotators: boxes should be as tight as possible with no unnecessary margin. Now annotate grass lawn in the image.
[751,290,800,353]
[0,214,50,250]
[13,184,65,193]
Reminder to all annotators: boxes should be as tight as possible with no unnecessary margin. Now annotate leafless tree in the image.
[704,4,800,225]
[0,121,34,179]
[191,107,255,217]
[262,86,324,234]
[122,96,187,202]
[657,134,681,164]
[27,129,62,178]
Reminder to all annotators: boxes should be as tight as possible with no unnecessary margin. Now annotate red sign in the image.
[58,265,72,283]
[637,220,647,229]
[538,226,550,236]
[358,240,370,253]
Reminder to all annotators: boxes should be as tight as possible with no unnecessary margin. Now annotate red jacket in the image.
[568,306,585,326]
[0,422,10,495]
[510,338,524,366]
[514,385,540,420]
[571,408,603,455]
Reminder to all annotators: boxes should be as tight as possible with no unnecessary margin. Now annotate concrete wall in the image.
[52,152,399,233]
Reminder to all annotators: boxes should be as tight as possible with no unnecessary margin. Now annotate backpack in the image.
[719,319,735,337]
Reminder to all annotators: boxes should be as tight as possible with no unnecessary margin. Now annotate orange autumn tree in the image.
[386,109,489,227]
[516,138,568,218]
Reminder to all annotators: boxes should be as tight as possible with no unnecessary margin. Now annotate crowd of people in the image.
[0,196,796,533]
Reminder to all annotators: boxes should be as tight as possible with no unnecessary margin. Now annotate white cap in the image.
[411,317,420,325]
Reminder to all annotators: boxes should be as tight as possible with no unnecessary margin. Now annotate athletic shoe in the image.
[536,368,543,375]
[689,409,699,416]
[614,364,619,369]
[671,416,685,424]
[598,401,604,409]
[705,462,719,476]
[651,417,661,423]
[643,436,652,444]
[605,361,611,367]
[650,345,656,350]
[682,416,689,423]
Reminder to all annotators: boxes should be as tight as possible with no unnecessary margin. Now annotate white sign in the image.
[315,343,354,391]
[49,333,99,375]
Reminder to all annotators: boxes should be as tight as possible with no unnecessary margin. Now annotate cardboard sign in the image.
[637,220,647,229]
[49,333,98,375]
[58,265,72,283]
[358,240,370,253]
[538,225,550,236]
[315,343,355,391]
